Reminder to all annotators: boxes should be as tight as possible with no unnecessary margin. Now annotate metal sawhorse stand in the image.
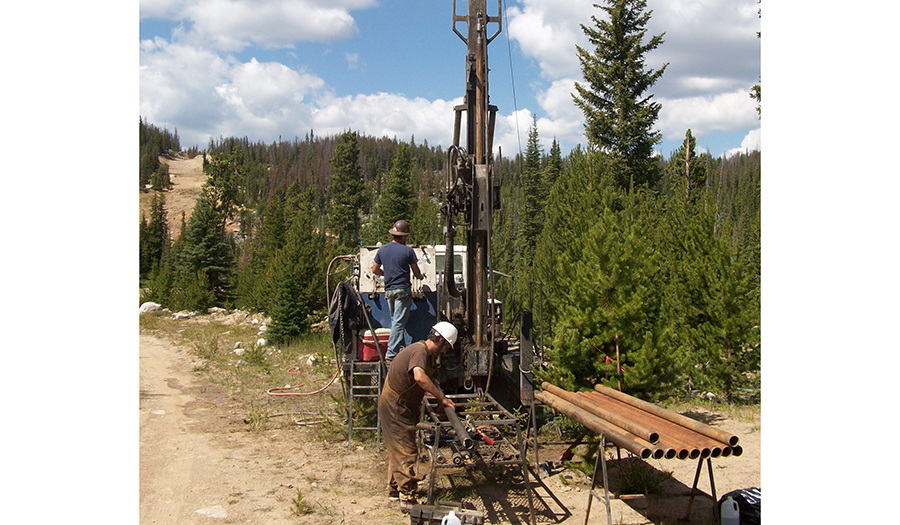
[584,437,722,525]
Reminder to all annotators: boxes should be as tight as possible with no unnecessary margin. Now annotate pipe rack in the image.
[535,382,743,525]
[419,392,537,525]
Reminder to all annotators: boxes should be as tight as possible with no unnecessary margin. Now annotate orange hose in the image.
[266,366,341,396]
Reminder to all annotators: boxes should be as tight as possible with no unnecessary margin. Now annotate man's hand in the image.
[438,396,456,411]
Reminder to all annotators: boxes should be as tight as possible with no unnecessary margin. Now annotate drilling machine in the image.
[332,0,539,408]
[439,0,537,407]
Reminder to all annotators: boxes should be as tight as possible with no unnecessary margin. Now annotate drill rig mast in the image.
[442,0,503,389]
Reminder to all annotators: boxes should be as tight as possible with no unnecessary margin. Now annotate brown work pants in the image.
[378,377,420,496]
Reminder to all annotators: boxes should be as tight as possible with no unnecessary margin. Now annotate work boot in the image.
[387,486,400,500]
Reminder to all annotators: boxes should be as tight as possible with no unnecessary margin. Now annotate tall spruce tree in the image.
[517,116,543,273]
[328,131,366,250]
[542,138,563,192]
[373,142,416,241]
[174,147,241,305]
[573,0,667,188]
[268,187,328,343]
[140,192,170,280]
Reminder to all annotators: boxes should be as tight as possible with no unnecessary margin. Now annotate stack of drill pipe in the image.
[538,382,741,460]
[581,391,728,460]
[533,389,657,459]
[591,384,741,457]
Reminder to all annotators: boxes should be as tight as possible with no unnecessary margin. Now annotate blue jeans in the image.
[385,287,412,360]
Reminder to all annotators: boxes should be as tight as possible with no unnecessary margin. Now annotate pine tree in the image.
[174,148,241,305]
[261,188,286,251]
[573,0,667,189]
[151,163,171,191]
[532,145,613,323]
[268,187,328,343]
[517,116,543,273]
[542,138,563,191]
[328,132,366,250]
[541,191,674,398]
[140,192,170,280]
[373,142,416,241]
[665,129,707,196]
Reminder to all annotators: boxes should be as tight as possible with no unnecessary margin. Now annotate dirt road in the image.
[139,327,759,524]
[139,333,408,525]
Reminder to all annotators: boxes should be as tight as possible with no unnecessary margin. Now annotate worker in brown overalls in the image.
[378,321,458,513]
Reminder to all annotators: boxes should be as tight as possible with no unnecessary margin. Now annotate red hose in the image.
[266,366,341,396]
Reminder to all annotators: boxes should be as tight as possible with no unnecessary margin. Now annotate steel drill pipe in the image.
[652,443,677,460]
[654,439,691,460]
[534,390,653,459]
[444,406,475,450]
[582,391,727,458]
[542,383,660,444]
[593,384,739,447]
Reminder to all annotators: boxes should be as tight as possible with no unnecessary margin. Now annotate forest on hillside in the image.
[138,120,760,403]
[139,0,760,402]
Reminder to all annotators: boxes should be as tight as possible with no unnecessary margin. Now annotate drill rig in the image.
[440,0,538,403]
[331,0,540,407]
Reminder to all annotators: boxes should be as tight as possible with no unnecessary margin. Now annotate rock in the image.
[139,302,161,314]
[233,348,245,356]
[236,360,246,366]
[172,311,195,319]
[195,505,227,518]
[306,355,318,366]
[258,324,267,333]
[234,342,243,349]
[208,307,226,315]
[256,338,267,347]
[251,318,259,325]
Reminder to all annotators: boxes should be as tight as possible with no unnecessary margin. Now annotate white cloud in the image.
[311,93,461,144]
[227,58,324,108]
[140,38,234,135]
[137,0,758,157]
[142,0,378,51]
[140,0,188,19]
[724,127,760,157]
[500,0,758,155]
[657,89,758,142]
[506,0,594,80]
[140,38,327,146]
[346,53,360,70]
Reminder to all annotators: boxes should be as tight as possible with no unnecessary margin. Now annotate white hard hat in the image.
[432,321,458,347]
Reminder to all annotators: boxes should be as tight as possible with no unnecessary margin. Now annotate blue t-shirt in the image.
[374,241,418,290]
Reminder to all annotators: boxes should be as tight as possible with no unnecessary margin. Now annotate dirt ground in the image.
[139,155,208,241]
[140,314,760,525]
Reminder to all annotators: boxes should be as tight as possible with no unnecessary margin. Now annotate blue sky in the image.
[139,0,760,159]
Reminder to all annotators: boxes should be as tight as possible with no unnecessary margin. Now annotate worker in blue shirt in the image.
[372,220,424,362]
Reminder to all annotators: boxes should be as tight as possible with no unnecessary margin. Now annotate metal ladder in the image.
[347,360,382,451]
